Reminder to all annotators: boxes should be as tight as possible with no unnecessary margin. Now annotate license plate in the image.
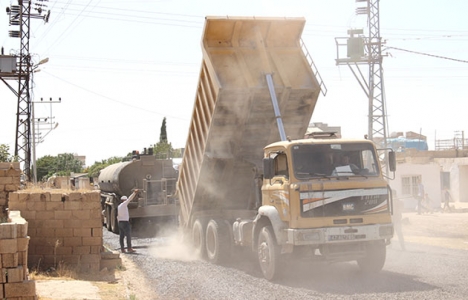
[328,234,366,241]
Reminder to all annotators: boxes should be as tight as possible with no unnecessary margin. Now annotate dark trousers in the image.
[118,221,132,250]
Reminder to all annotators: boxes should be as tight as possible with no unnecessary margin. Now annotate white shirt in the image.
[117,192,137,221]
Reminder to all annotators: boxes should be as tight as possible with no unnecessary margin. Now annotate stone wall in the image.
[0,163,21,221]
[8,190,104,272]
[0,163,36,299]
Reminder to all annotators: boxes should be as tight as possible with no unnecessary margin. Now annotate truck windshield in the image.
[292,143,379,179]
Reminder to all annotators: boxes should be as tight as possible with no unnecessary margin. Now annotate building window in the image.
[402,175,421,197]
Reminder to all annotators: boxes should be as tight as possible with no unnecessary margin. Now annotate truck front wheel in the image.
[192,219,206,258]
[357,241,386,273]
[206,219,231,264]
[257,225,281,281]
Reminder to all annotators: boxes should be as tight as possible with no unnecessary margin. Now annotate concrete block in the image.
[81,202,101,210]
[81,219,102,228]
[50,193,63,202]
[55,246,72,255]
[72,210,90,220]
[63,237,82,247]
[0,223,17,239]
[7,202,26,212]
[34,245,54,255]
[6,265,24,282]
[61,254,80,264]
[34,211,55,220]
[17,251,27,266]
[18,210,36,221]
[5,184,19,191]
[0,177,13,185]
[16,237,30,252]
[0,239,17,254]
[68,192,83,201]
[80,254,101,263]
[42,220,64,229]
[4,280,36,297]
[0,197,7,206]
[2,252,19,268]
[55,228,73,237]
[0,162,19,170]
[72,246,90,255]
[62,219,84,229]
[63,201,81,210]
[82,237,102,246]
[35,228,55,237]
[17,193,29,202]
[90,245,101,254]
[45,202,64,211]
[7,192,18,202]
[0,268,7,283]
[73,228,92,237]
[54,210,72,220]
[27,201,46,211]
[100,257,122,271]
[92,227,103,237]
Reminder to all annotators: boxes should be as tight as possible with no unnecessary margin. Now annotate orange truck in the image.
[176,16,395,280]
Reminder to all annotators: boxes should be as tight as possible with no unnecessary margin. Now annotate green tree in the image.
[160,117,168,143]
[35,153,84,181]
[154,117,174,159]
[36,155,56,180]
[87,156,122,178]
[0,144,13,162]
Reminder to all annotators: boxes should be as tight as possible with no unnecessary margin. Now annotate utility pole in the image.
[31,97,60,183]
[2,1,50,180]
[335,0,388,145]
[335,0,389,173]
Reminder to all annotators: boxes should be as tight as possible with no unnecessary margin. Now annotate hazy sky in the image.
[1,0,467,167]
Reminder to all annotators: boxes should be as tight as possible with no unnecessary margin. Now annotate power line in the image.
[385,46,468,63]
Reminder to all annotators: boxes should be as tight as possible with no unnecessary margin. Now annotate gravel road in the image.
[103,209,468,300]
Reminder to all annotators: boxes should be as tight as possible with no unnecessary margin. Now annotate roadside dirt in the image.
[36,253,155,300]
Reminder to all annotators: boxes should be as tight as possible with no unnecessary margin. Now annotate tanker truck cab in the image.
[259,136,395,279]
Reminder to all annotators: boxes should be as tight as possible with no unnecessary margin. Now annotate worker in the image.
[118,189,139,253]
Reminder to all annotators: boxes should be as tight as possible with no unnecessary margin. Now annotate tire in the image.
[111,207,119,234]
[257,225,281,281]
[205,219,231,264]
[105,206,112,232]
[192,219,206,258]
[357,241,386,273]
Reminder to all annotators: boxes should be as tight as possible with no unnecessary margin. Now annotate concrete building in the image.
[390,148,468,210]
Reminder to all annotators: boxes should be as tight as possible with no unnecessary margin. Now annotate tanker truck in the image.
[98,150,178,234]
[175,16,395,281]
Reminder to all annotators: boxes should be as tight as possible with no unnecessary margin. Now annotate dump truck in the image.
[98,149,178,234]
[176,16,395,281]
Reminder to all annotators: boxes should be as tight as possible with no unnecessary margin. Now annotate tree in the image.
[154,117,174,159]
[160,117,167,143]
[0,144,14,162]
[87,156,122,178]
[35,153,84,181]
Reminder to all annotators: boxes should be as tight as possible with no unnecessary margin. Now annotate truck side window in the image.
[275,154,288,177]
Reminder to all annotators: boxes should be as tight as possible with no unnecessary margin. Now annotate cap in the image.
[120,196,128,201]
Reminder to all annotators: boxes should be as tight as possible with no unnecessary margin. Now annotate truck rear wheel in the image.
[357,241,386,273]
[257,225,281,281]
[111,208,119,234]
[206,219,231,264]
[192,219,206,258]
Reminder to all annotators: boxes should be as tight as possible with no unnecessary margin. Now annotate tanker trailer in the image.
[98,151,178,234]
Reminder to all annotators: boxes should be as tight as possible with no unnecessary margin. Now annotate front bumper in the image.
[286,223,394,246]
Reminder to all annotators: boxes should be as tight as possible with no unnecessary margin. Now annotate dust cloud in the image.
[147,227,199,262]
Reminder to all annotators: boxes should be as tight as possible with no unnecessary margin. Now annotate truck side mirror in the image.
[388,151,396,172]
[263,157,274,180]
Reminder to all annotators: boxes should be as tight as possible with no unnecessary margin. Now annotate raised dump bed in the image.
[177,16,324,226]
